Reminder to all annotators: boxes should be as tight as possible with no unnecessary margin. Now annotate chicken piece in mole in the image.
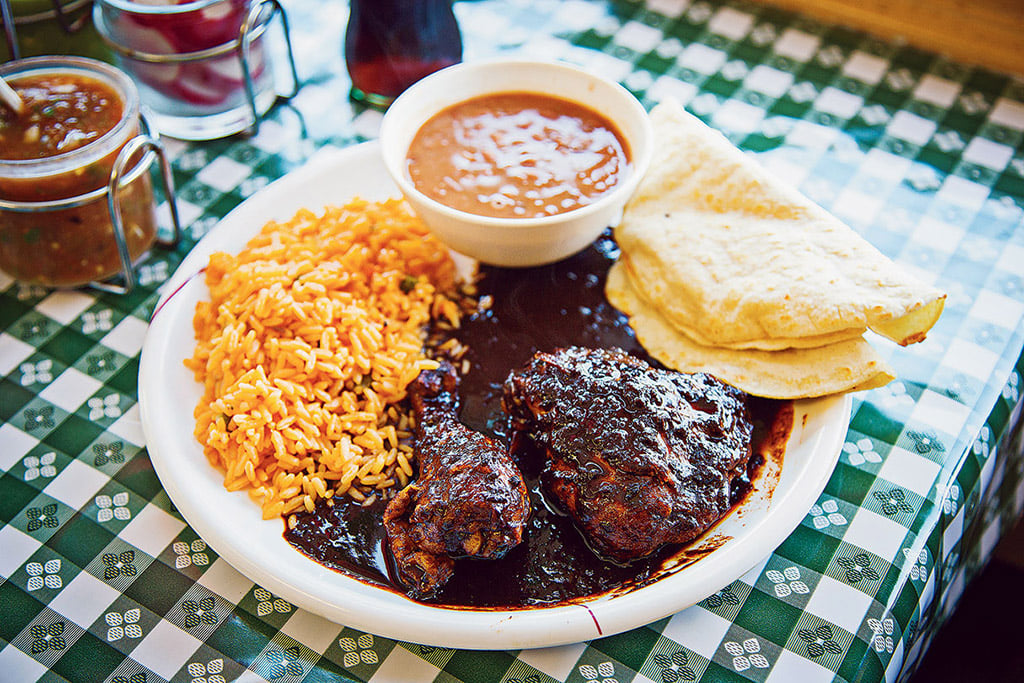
[503,346,752,564]
[384,361,530,598]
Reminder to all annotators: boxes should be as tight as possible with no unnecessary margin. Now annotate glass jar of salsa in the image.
[0,56,179,290]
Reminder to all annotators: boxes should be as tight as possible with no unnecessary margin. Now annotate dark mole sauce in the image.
[285,232,790,608]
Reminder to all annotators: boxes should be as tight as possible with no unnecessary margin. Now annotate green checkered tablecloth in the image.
[3,0,1024,681]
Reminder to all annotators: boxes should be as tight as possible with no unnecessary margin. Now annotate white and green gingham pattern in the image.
[2,1,1023,682]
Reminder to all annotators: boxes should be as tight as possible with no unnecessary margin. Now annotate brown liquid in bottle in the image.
[344,0,462,108]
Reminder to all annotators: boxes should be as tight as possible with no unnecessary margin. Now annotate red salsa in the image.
[406,92,631,219]
[0,74,123,162]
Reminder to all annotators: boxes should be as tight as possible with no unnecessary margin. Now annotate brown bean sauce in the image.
[285,233,791,608]
[406,93,630,219]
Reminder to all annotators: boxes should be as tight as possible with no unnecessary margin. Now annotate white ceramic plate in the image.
[138,141,851,650]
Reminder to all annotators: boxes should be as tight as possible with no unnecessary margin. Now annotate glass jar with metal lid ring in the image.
[0,56,181,293]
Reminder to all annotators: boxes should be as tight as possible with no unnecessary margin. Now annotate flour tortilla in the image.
[618,254,865,351]
[615,99,945,350]
[607,262,896,399]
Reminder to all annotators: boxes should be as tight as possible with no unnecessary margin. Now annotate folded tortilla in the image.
[615,99,945,351]
[607,262,896,399]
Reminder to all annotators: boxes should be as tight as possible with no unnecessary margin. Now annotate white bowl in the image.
[379,58,653,267]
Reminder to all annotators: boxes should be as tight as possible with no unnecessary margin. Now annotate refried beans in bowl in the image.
[406,92,631,220]
[379,59,653,267]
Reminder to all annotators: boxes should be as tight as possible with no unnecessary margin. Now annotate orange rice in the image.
[185,198,460,519]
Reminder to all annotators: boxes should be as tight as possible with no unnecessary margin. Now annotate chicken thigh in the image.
[503,346,752,563]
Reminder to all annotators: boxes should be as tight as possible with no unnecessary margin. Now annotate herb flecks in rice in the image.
[186,198,459,519]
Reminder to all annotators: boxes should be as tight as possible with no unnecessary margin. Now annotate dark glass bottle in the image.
[344,0,462,108]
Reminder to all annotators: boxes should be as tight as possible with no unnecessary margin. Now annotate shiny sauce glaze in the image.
[406,92,630,219]
[285,234,791,607]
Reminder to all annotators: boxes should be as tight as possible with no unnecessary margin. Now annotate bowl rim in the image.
[378,57,654,230]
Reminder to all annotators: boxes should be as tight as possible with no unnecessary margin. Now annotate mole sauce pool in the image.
[284,233,792,608]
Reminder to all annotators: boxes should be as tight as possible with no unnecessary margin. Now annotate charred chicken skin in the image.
[384,362,530,599]
[502,346,752,564]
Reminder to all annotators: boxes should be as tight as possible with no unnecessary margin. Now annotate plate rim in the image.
[139,140,851,650]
